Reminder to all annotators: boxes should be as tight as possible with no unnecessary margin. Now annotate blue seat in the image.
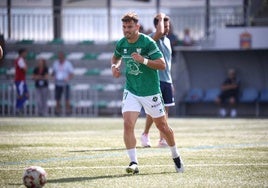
[203,88,220,102]
[259,88,268,102]
[240,88,259,103]
[184,88,203,103]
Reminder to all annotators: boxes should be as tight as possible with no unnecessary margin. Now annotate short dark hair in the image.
[18,48,27,55]
[121,12,139,23]
[153,16,170,27]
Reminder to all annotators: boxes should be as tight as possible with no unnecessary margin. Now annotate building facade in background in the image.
[0,0,244,41]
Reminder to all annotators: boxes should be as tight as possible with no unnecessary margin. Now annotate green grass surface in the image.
[0,118,267,188]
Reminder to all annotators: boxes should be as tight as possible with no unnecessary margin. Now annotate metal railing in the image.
[0,82,122,117]
[0,6,244,41]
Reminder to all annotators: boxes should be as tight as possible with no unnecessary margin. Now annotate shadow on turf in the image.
[9,172,173,186]
[68,148,125,153]
[68,146,151,153]
[46,171,172,184]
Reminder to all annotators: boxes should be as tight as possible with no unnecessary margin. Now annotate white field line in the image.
[1,143,267,167]
[1,163,268,170]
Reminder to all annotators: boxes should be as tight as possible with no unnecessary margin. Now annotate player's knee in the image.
[156,124,171,134]
[123,120,135,132]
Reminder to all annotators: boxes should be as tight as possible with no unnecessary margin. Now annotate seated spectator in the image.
[215,69,240,117]
[183,28,193,46]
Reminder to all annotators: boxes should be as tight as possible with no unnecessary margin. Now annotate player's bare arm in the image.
[22,62,28,72]
[111,55,121,78]
[131,52,165,70]
[152,13,166,41]
[66,73,74,82]
[0,45,3,59]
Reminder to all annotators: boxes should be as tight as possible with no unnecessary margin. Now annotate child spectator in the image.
[14,48,28,115]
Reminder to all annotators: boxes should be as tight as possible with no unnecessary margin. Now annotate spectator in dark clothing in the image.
[32,58,49,116]
[215,69,240,117]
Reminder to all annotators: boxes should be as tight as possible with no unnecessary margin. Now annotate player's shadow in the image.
[9,172,173,186]
[68,148,125,153]
[47,174,129,183]
[68,146,161,153]
[47,171,172,184]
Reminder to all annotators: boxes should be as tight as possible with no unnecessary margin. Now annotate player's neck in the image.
[127,33,140,43]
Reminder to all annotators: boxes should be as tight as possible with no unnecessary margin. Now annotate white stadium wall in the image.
[214,27,268,49]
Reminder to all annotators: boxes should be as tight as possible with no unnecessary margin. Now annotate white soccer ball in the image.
[22,166,47,188]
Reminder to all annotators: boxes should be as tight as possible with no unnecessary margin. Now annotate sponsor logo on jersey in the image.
[151,102,162,108]
[152,96,158,102]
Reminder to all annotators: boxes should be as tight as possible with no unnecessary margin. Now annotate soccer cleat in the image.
[158,138,169,148]
[126,162,139,174]
[141,133,151,147]
[173,157,184,173]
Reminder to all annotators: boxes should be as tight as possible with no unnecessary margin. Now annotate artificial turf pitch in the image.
[0,117,267,188]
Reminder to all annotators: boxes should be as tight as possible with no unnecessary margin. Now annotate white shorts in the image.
[121,89,166,118]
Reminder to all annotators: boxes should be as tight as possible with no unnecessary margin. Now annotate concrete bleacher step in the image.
[1,41,125,116]
[4,52,111,70]
[5,41,116,54]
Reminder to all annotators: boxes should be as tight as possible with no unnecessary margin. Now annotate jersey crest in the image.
[127,59,143,76]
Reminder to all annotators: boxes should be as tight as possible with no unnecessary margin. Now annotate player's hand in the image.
[112,66,121,78]
[0,45,3,59]
[156,13,166,20]
[131,52,143,64]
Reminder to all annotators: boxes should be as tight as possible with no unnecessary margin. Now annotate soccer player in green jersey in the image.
[111,12,184,174]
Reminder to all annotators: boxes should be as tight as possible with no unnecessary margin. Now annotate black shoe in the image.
[173,157,184,173]
[126,162,139,174]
